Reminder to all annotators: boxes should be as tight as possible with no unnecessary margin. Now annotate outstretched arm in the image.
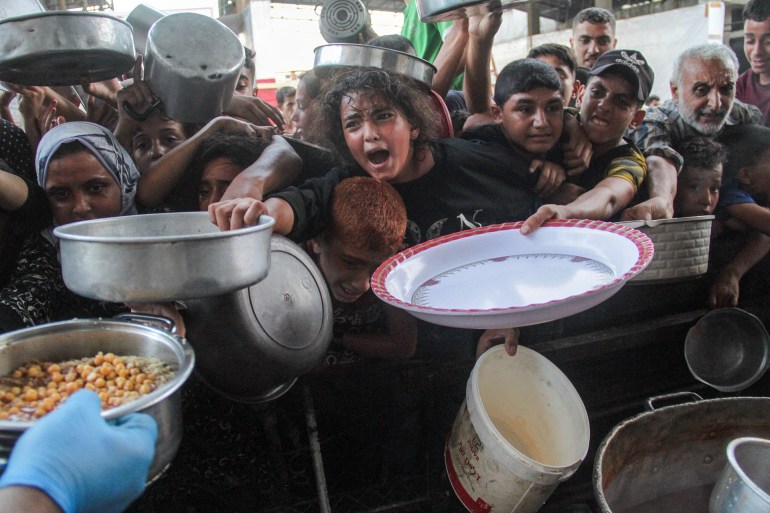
[463,12,502,115]
[521,177,635,235]
[431,19,468,99]
[709,232,770,309]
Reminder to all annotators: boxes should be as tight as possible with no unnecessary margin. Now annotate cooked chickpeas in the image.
[0,352,174,421]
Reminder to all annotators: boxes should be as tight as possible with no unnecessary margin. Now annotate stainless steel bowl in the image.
[0,12,135,86]
[53,212,275,303]
[0,316,195,481]
[313,43,436,86]
[684,308,770,393]
[415,0,527,22]
[125,3,166,57]
[710,437,770,513]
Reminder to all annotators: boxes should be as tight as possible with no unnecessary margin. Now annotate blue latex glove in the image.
[0,390,157,513]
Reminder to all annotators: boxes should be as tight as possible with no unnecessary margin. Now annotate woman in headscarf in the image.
[0,122,181,334]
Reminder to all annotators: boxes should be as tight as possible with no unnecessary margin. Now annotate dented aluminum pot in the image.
[183,235,333,403]
[594,393,770,513]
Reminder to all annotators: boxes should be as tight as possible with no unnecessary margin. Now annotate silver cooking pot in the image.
[0,11,135,86]
[125,3,166,57]
[594,393,770,513]
[184,235,333,403]
[0,315,195,482]
[416,0,527,22]
[53,212,275,303]
[144,12,244,123]
[314,43,436,86]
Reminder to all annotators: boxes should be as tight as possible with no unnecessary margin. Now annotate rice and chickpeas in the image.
[0,351,174,421]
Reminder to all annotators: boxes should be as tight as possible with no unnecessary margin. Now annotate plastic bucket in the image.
[445,345,590,513]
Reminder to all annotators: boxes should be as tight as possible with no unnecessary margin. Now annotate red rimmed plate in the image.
[372,219,654,329]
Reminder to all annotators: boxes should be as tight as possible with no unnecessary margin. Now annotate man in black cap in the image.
[520,49,654,234]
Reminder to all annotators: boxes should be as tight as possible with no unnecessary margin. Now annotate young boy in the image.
[708,124,770,308]
[521,49,653,234]
[673,137,725,218]
[308,176,417,361]
[737,0,770,125]
[527,43,581,107]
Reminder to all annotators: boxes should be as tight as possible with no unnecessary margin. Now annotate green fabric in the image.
[401,1,464,90]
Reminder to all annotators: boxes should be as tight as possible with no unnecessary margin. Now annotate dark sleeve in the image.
[0,232,64,332]
[9,175,52,232]
[267,166,355,242]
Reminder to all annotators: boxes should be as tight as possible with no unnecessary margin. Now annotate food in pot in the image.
[0,352,174,421]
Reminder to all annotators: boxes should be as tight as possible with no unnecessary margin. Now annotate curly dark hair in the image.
[678,137,727,172]
[309,67,442,166]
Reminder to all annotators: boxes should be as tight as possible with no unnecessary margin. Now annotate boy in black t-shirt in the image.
[521,49,654,234]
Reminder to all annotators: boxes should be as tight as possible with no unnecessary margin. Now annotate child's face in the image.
[132,112,188,173]
[579,74,644,149]
[310,236,395,303]
[494,87,563,155]
[675,164,722,217]
[198,157,242,211]
[45,151,122,226]
[340,91,418,183]
[739,148,770,205]
[534,55,577,106]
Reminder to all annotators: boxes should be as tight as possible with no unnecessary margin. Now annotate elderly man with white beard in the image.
[624,43,762,220]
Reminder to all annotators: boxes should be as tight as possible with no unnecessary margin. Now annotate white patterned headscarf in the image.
[36,122,140,216]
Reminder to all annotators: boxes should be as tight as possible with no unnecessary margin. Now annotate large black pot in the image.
[594,393,770,513]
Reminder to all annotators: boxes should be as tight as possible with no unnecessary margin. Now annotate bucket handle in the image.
[646,391,703,411]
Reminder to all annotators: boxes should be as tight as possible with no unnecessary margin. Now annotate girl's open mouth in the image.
[367,150,390,165]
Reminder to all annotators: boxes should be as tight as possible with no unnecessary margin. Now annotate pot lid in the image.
[246,235,331,351]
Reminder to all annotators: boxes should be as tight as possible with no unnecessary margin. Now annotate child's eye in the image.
[375,111,394,121]
[516,106,533,114]
[344,120,360,130]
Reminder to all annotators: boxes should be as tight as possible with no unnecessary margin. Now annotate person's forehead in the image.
[536,55,574,77]
[506,87,563,105]
[680,58,734,84]
[682,165,722,178]
[574,21,614,39]
[327,237,393,264]
[587,72,634,94]
[202,156,241,180]
[745,17,770,36]
[340,91,389,113]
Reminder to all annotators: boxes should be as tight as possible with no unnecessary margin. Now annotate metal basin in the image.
[314,43,436,86]
[0,316,195,482]
[53,212,275,303]
[0,12,135,86]
[415,0,527,22]
[594,394,770,513]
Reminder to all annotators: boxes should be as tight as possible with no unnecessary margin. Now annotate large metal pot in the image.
[594,393,770,513]
[0,11,135,86]
[313,43,436,86]
[415,0,527,22]
[184,235,333,403]
[144,12,244,123]
[125,3,166,57]
[53,212,275,303]
[0,315,195,482]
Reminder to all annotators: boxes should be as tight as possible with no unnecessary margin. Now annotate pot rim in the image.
[0,318,195,432]
[53,212,275,244]
[0,10,132,27]
[725,436,770,503]
[592,396,770,512]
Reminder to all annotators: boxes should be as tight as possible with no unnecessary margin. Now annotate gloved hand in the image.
[0,390,157,513]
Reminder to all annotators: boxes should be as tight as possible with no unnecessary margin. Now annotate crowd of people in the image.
[2,0,770,511]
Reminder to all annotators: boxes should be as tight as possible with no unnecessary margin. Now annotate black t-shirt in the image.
[271,136,540,247]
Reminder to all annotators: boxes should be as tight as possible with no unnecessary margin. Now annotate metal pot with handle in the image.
[594,392,770,513]
[183,235,333,403]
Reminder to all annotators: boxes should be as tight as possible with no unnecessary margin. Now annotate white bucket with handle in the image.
[445,345,590,513]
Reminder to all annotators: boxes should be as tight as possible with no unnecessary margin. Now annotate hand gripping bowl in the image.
[372,220,654,329]
[0,315,195,482]
[53,212,275,303]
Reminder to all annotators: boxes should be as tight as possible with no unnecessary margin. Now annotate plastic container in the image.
[445,345,589,513]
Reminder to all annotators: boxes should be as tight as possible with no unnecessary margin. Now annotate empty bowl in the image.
[685,308,770,392]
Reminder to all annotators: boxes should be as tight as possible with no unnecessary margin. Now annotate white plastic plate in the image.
[372,219,654,329]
